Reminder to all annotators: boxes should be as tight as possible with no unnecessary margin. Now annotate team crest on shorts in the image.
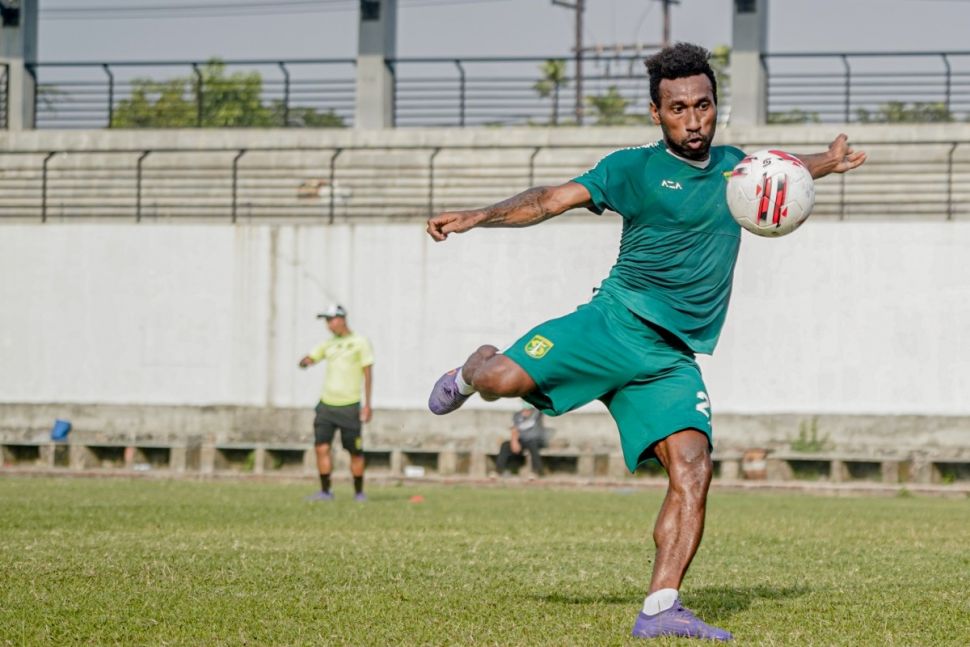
[524,335,554,359]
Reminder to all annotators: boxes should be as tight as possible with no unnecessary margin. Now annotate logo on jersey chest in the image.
[660,179,683,190]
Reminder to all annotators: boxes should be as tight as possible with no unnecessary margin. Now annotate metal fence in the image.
[390,55,665,127]
[29,52,970,129]
[764,51,970,123]
[30,59,358,129]
[0,139,967,223]
[29,55,665,129]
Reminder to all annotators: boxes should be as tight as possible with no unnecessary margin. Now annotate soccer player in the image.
[426,43,865,641]
[299,304,374,502]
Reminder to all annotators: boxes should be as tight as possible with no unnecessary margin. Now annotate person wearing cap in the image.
[299,304,374,502]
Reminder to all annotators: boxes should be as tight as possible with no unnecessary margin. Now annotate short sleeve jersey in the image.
[308,332,375,406]
[572,141,746,354]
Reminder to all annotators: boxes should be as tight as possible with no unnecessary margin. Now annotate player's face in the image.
[326,316,345,334]
[650,74,717,161]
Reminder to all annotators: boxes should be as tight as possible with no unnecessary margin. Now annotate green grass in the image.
[1,478,969,646]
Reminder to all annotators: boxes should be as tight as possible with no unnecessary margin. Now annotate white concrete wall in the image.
[2,219,968,416]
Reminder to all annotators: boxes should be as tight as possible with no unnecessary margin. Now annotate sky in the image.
[36,0,970,63]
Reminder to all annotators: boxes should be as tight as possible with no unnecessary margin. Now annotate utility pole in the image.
[660,0,680,48]
[552,0,584,124]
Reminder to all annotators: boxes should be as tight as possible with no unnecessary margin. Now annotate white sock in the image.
[642,588,679,616]
[454,368,476,395]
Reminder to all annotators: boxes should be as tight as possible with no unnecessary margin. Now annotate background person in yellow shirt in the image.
[299,304,374,501]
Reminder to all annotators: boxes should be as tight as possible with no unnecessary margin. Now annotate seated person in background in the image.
[495,402,547,478]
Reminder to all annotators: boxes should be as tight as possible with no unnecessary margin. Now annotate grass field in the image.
[1,477,969,646]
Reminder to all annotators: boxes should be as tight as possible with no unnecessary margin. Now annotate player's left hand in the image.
[827,133,867,174]
[360,406,372,423]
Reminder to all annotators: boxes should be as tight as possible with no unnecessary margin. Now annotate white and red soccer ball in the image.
[726,149,816,237]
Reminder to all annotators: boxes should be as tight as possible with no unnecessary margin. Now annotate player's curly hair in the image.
[644,42,718,107]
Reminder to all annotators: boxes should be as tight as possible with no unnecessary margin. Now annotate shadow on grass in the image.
[685,584,811,619]
[533,584,810,614]
[533,592,641,605]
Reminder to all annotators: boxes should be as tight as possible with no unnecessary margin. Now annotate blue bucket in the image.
[51,419,72,441]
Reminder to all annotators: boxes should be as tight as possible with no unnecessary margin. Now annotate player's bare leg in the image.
[306,443,335,501]
[651,429,712,590]
[428,345,536,414]
[350,454,364,478]
[315,443,333,476]
[632,429,731,641]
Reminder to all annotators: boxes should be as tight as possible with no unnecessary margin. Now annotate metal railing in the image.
[29,59,358,129]
[764,51,970,123]
[28,54,674,129]
[24,52,970,129]
[0,139,967,223]
[29,52,970,129]
[389,55,667,127]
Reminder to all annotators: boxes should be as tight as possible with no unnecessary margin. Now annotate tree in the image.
[532,59,569,126]
[112,60,272,128]
[111,78,197,128]
[111,59,346,129]
[856,101,953,123]
[768,109,821,124]
[194,61,272,127]
[586,86,631,126]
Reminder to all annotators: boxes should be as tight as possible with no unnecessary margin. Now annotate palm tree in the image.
[533,59,569,126]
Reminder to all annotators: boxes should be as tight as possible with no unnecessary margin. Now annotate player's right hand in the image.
[426,210,480,241]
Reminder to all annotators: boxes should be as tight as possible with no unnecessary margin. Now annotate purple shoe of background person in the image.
[428,367,471,415]
[354,492,367,502]
[305,490,335,502]
[631,599,732,642]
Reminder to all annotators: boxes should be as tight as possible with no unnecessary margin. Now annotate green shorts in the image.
[503,291,713,472]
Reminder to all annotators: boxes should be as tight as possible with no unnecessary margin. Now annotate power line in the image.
[42,0,509,20]
[44,0,353,11]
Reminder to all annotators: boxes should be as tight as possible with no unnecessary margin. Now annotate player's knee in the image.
[474,359,531,397]
[666,433,713,493]
[673,457,712,496]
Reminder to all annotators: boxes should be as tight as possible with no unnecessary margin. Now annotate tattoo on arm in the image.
[480,187,555,227]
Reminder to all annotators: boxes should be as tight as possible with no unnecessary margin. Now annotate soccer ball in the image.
[726,149,816,237]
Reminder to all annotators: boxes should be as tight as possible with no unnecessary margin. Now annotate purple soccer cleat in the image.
[305,490,334,502]
[428,367,471,415]
[631,600,733,642]
[354,492,367,502]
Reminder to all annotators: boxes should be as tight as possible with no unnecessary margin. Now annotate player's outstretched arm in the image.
[426,182,593,242]
[796,133,867,180]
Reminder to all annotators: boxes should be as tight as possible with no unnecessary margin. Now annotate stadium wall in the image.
[1,125,969,456]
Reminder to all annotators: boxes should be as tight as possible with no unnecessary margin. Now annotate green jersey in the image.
[573,140,745,354]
